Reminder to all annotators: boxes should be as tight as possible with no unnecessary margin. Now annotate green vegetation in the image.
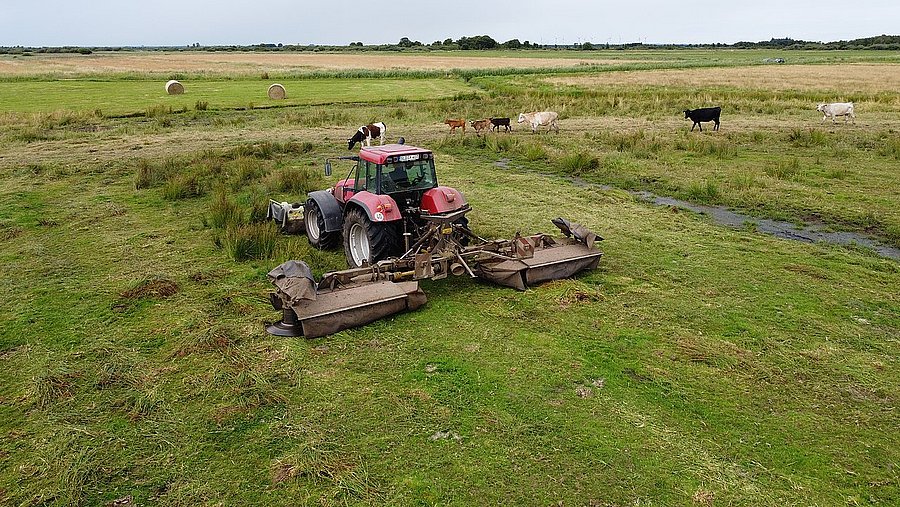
[1,50,898,506]
[0,78,475,115]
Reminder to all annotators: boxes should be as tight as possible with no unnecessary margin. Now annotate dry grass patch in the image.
[548,64,900,93]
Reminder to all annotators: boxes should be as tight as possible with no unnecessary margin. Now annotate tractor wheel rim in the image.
[306,209,320,241]
[349,223,369,266]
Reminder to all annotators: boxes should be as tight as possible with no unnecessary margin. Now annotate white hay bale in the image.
[267,83,286,100]
[165,80,184,95]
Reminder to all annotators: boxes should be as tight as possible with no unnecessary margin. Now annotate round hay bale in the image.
[165,80,184,95]
[267,83,287,100]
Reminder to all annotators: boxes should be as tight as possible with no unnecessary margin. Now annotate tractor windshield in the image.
[380,159,437,194]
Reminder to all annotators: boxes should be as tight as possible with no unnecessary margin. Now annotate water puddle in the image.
[546,171,899,261]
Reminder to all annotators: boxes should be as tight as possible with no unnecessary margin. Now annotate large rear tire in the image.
[305,199,340,250]
[342,207,400,268]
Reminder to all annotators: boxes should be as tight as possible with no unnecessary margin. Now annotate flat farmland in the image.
[0,78,476,115]
[546,63,900,94]
[0,51,643,78]
[0,49,898,506]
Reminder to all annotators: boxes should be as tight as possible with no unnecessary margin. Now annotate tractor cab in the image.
[355,144,437,196]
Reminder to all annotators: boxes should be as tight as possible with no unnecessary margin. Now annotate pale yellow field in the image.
[0,51,637,77]
[547,64,900,93]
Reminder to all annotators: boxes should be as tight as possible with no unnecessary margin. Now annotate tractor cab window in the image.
[380,159,436,194]
[355,161,378,193]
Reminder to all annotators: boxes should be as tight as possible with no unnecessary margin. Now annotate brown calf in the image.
[471,119,491,134]
[444,118,466,133]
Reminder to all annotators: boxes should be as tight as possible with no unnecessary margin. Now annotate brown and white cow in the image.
[348,122,386,150]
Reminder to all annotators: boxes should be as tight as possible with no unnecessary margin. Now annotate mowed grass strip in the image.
[0,77,477,115]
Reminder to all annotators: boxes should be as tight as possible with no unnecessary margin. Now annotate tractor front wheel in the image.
[342,207,399,268]
[305,199,340,250]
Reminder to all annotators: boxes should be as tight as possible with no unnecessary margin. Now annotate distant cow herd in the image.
[347,99,857,149]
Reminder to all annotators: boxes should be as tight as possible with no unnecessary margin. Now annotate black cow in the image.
[683,107,721,132]
[490,117,512,133]
[347,122,386,150]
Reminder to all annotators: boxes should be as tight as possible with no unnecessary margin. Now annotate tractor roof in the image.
[359,144,432,165]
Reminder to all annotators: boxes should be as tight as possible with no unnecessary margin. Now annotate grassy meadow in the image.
[1,50,898,506]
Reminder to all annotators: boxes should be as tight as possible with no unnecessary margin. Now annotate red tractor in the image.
[304,143,469,268]
[264,142,604,338]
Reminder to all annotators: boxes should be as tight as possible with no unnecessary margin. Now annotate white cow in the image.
[817,102,855,123]
[517,111,560,133]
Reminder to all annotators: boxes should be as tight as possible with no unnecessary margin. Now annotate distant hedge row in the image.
[2,35,898,54]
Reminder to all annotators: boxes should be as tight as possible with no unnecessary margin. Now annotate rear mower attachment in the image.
[266,217,602,338]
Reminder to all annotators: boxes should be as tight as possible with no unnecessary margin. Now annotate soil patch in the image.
[120,278,180,300]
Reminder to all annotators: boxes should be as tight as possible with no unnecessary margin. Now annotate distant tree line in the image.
[2,34,898,54]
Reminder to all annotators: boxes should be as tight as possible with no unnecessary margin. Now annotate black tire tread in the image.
[306,199,341,250]
[342,207,400,268]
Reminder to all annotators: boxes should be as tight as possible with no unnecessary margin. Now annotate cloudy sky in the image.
[2,0,897,47]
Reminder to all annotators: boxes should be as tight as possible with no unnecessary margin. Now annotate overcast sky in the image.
[2,0,898,47]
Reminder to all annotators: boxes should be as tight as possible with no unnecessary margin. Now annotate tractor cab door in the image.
[353,160,378,196]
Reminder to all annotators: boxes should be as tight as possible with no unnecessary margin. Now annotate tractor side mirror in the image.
[325,160,332,176]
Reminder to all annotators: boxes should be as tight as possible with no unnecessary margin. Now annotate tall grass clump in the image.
[788,128,828,148]
[684,179,722,203]
[485,135,518,153]
[207,190,244,229]
[162,173,203,200]
[765,158,803,180]
[195,100,209,111]
[556,152,599,175]
[285,108,352,128]
[521,143,548,161]
[876,137,900,159]
[675,136,738,159]
[231,156,266,188]
[134,159,176,189]
[223,223,278,261]
[267,167,324,194]
[145,104,172,118]
[247,190,271,224]
[595,130,666,159]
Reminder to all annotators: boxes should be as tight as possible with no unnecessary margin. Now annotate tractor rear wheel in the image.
[305,199,340,250]
[342,207,400,268]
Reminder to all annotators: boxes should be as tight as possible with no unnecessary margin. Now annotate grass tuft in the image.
[685,179,722,203]
[207,190,244,229]
[765,158,803,180]
[223,222,278,261]
[266,167,324,195]
[556,152,600,175]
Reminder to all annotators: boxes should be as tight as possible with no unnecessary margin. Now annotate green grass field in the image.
[1,50,898,506]
[0,78,475,115]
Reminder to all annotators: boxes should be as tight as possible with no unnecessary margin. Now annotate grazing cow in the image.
[490,117,512,132]
[517,111,560,134]
[683,107,721,132]
[347,122,386,150]
[817,102,855,123]
[444,118,466,134]
[471,119,491,134]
